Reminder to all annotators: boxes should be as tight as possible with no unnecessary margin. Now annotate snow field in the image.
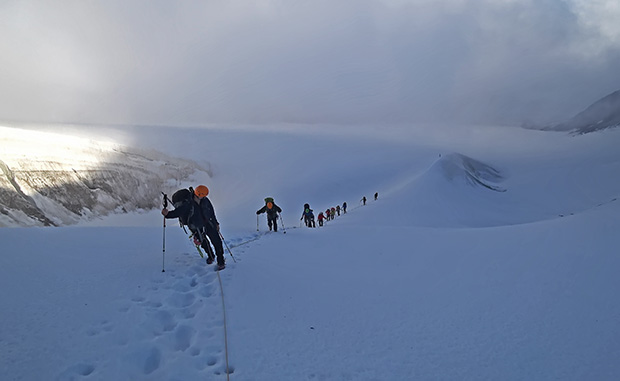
[1,124,620,380]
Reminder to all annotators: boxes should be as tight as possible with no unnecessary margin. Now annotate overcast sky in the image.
[1,0,619,127]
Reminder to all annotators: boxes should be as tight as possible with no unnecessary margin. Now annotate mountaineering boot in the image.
[201,239,216,265]
[205,247,215,264]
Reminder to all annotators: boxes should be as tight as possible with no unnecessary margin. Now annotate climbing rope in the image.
[216,270,231,380]
[226,227,298,250]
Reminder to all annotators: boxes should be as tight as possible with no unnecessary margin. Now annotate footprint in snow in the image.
[166,292,196,308]
[174,324,196,351]
[55,363,95,380]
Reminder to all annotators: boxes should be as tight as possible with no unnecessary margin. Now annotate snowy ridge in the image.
[431,153,505,192]
[0,126,211,227]
[370,152,510,228]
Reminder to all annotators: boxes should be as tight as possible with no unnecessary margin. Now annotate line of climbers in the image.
[162,185,381,270]
[259,191,379,229]
[307,192,378,227]
[301,202,346,228]
[360,192,379,206]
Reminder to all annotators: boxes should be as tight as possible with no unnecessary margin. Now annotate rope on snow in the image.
[216,270,231,380]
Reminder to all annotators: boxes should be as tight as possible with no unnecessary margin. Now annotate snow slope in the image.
[1,123,619,380]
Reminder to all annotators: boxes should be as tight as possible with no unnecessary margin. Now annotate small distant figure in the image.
[374,192,378,201]
[361,196,367,205]
[342,202,347,214]
[301,203,316,228]
[317,212,325,227]
[336,205,341,216]
[325,208,331,221]
[256,197,282,232]
[330,207,336,219]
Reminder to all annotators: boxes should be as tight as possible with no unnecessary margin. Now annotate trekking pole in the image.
[164,194,174,205]
[279,214,286,234]
[256,214,259,231]
[162,193,190,234]
[219,232,237,263]
[161,192,167,272]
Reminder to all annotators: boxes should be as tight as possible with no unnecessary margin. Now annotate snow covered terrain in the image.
[1,123,620,380]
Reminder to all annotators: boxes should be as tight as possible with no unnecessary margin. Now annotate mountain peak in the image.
[552,89,620,134]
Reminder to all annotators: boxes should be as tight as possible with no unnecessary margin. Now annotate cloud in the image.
[1,0,619,126]
[570,0,620,54]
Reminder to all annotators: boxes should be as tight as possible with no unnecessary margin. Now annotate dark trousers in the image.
[268,217,278,232]
[304,216,315,227]
[194,226,225,265]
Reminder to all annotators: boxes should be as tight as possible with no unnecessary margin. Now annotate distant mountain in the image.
[0,126,210,227]
[551,90,620,134]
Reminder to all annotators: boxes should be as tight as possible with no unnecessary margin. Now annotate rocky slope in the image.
[552,90,620,134]
[0,126,210,227]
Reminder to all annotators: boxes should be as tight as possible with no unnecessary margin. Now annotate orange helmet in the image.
[194,185,209,198]
[267,202,273,209]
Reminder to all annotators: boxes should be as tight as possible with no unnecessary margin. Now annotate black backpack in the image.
[171,188,194,226]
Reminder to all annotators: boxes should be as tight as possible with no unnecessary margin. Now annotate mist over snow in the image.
[1,123,620,380]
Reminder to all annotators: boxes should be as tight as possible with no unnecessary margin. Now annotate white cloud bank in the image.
[1,0,619,126]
